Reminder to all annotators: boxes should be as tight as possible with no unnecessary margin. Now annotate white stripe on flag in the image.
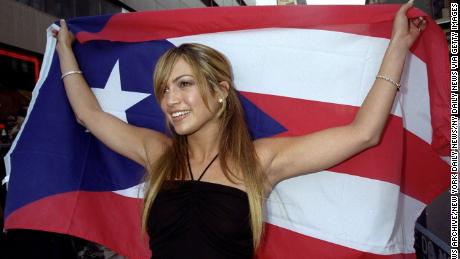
[113,183,145,198]
[167,28,432,145]
[266,171,425,255]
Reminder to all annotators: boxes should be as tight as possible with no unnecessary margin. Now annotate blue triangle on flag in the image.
[239,93,286,139]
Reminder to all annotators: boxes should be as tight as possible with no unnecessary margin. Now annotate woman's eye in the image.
[179,81,193,87]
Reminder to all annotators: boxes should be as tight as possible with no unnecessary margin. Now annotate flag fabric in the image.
[3,5,450,259]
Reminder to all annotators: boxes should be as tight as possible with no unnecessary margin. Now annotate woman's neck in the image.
[186,121,221,162]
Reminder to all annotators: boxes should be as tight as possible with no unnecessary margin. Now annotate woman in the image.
[53,1,426,258]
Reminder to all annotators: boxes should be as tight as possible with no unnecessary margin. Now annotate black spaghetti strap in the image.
[197,154,219,181]
[186,150,219,181]
[186,149,194,180]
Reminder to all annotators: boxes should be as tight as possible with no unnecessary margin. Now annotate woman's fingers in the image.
[393,1,413,32]
[398,0,414,14]
[411,17,423,27]
[389,0,428,49]
[409,17,427,34]
[417,19,427,33]
[394,0,414,28]
[53,19,76,51]
[420,19,427,30]
[59,19,68,33]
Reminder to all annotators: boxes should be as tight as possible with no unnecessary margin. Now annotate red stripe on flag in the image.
[402,129,450,203]
[242,92,449,204]
[5,191,151,259]
[257,224,417,259]
[76,5,425,44]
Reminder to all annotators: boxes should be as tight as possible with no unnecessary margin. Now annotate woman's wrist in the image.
[56,45,80,74]
[387,39,410,55]
[56,43,73,55]
[376,40,409,87]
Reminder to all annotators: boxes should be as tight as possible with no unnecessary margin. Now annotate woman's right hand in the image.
[50,18,169,168]
[51,19,75,54]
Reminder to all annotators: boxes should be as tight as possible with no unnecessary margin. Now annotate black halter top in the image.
[147,155,254,259]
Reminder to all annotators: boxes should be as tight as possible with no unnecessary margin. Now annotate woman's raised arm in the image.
[53,19,170,167]
[255,0,426,185]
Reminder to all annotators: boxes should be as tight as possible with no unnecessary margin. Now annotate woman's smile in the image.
[170,110,191,122]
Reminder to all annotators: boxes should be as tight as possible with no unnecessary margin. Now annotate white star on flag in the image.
[91,60,150,123]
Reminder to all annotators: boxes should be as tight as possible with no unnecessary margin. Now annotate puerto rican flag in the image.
[3,5,450,259]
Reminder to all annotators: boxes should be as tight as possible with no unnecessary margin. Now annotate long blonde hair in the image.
[141,43,267,249]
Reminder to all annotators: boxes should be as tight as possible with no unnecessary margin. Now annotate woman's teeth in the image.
[172,111,191,118]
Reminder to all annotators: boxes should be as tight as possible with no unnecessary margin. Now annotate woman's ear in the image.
[218,81,230,98]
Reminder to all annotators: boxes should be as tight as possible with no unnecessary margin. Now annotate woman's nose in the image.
[166,88,180,106]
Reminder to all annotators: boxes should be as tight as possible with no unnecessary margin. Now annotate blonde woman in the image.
[53,1,426,258]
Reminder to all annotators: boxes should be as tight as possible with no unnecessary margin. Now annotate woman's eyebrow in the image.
[172,74,194,83]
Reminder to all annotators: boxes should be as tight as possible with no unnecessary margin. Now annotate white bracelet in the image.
[61,70,83,80]
[376,74,401,91]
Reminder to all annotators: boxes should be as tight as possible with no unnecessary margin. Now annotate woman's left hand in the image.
[390,0,427,51]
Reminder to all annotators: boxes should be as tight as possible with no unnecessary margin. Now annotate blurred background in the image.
[0,0,452,258]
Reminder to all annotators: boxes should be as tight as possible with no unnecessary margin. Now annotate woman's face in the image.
[160,58,221,136]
